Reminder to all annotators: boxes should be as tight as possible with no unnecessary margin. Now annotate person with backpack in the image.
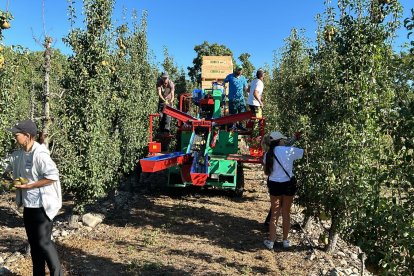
[262,131,304,250]
[262,132,302,229]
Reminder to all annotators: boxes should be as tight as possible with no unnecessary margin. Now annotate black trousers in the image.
[23,207,63,276]
[265,208,271,224]
[158,101,171,132]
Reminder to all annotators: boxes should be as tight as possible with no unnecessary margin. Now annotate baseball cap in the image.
[269,131,287,141]
[161,72,169,78]
[236,65,243,71]
[8,119,38,136]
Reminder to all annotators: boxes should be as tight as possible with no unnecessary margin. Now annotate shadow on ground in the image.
[58,243,190,276]
[0,206,23,229]
[103,191,274,253]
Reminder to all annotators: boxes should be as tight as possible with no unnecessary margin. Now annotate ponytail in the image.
[264,140,280,175]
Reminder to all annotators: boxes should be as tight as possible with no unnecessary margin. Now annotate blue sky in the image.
[2,0,413,71]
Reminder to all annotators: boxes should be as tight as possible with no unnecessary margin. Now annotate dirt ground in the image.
[0,164,367,276]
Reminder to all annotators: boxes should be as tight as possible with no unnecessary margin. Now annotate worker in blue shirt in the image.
[223,65,248,115]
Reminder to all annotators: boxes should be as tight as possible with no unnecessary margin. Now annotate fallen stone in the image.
[68,215,80,229]
[344,268,353,275]
[5,253,21,264]
[326,258,335,267]
[84,226,93,232]
[82,213,103,228]
[336,251,346,257]
[52,230,60,237]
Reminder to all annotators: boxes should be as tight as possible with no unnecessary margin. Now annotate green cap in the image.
[236,65,243,71]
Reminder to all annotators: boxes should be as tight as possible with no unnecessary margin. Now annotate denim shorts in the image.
[267,179,297,196]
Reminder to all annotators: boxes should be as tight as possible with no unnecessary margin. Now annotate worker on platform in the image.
[156,72,175,133]
[223,65,248,115]
[223,65,248,130]
[247,69,265,119]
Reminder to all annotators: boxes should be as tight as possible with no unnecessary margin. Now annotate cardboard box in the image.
[201,56,233,80]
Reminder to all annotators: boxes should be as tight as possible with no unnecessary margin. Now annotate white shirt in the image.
[14,144,42,208]
[264,146,304,182]
[247,78,264,106]
[7,142,62,218]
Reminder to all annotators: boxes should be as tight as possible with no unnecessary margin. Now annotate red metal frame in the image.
[140,153,192,173]
[249,147,264,157]
[192,119,212,132]
[244,117,266,158]
[199,98,214,105]
[212,111,253,126]
[226,154,263,164]
[163,105,197,124]
[147,114,161,155]
[179,93,192,113]
[142,94,267,181]
[149,114,160,143]
[190,172,208,186]
[178,93,195,130]
[149,142,161,153]
[140,156,180,172]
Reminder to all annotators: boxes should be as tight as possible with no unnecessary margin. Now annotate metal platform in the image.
[226,154,262,164]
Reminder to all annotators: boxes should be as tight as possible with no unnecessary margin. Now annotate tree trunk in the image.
[42,37,52,149]
[302,213,312,231]
[326,216,339,253]
[30,83,35,120]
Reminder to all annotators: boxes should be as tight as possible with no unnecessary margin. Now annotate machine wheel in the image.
[234,163,245,197]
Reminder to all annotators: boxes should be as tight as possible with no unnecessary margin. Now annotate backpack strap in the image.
[272,151,292,179]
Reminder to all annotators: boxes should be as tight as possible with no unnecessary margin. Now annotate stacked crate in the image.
[201,56,233,95]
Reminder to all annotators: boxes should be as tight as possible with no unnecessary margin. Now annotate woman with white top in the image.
[3,119,63,276]
[262,131,304,250]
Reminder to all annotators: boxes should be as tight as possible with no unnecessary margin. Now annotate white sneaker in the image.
[283,239,290,248]
[263,239,274,249]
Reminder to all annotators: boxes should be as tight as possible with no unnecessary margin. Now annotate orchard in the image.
[0,0,413,274]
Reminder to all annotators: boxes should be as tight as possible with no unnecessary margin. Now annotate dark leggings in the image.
[23,207,63,276]
[265,208,271,224]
